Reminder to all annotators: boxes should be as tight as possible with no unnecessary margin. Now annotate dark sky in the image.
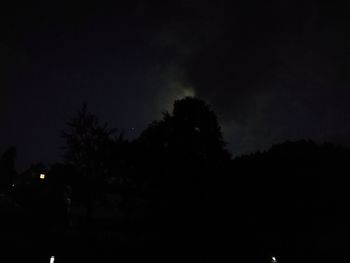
[1,0,350,169]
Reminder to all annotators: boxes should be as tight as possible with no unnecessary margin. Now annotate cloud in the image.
[149,0,350,154]
[153,64,195,113]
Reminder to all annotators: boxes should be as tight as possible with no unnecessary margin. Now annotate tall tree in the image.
[137,97,231,224]
[61,104,115,220]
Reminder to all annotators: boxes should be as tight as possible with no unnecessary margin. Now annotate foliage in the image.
[61,104,115,181]
[138,97,231,163]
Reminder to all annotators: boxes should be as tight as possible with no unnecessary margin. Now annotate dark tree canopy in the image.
[138,97,231,163]
[135,97,231,220]
[61,104,134,221]
[61,104,115,179]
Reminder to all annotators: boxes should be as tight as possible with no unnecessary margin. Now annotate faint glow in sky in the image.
[175,86,195,100]
[160,82,195,113]
[156,65,196,113]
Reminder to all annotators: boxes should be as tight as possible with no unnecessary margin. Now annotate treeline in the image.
[1,97,350,262]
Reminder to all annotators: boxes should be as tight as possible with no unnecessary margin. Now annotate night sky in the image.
[1,0,350,169]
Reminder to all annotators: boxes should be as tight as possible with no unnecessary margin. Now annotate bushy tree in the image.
[139,97,230,163]
[137,97,231,228]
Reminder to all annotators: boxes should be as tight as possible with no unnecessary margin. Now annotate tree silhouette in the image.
[61,104,115,221]
[136,97,231,231]
[172,97,230,161]
[139,97,230,163]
